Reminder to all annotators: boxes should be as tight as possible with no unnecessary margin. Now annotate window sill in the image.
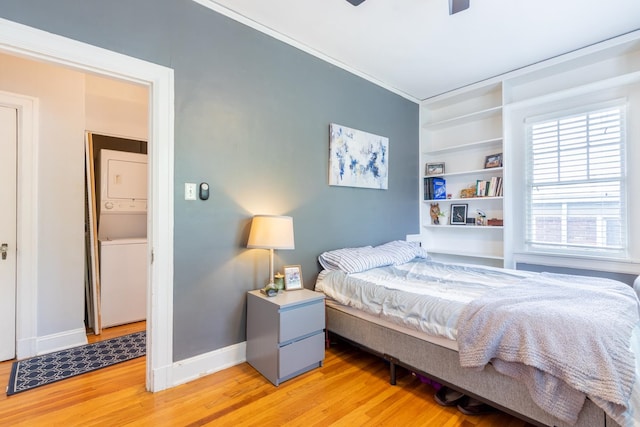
[512,252,640,275]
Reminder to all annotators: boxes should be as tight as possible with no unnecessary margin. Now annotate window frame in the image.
[523,100,628,259]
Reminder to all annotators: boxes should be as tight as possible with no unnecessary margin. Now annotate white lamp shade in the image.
[247,215,295,250]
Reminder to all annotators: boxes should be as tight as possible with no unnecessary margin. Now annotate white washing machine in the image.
[97,149,148,328]
[99,238,147,328]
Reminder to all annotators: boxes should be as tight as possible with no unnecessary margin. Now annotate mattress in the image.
[324,298,459,351]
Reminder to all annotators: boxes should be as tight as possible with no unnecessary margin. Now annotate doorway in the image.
[86,133,149,334]
[0,17,174,392]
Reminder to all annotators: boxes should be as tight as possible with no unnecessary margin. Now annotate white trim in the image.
[192,0,418,103]
[0,17,175,392]
[35,328,88,356]
[170,342,246,387]
[513,252,640,275]
[0,90,38,361]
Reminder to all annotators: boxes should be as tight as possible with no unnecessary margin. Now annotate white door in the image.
[0,105,17,362]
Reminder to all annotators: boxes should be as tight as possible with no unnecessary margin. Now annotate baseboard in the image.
[169,341,246,388]
[35,328,88,356]
[16,337,37,360]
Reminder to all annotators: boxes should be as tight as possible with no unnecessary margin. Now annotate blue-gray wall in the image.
[1,1,419,360]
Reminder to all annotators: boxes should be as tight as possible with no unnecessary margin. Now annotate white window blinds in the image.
[525,104,627,256]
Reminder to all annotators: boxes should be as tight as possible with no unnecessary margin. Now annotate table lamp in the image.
[247,215,295,288]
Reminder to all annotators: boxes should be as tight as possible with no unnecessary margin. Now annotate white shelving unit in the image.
[417,30,640,271]
[420,82,505,267]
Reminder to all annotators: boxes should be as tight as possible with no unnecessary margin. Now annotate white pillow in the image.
[318,240,428,273]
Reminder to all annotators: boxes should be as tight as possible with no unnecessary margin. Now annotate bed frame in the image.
[326,305,620,427]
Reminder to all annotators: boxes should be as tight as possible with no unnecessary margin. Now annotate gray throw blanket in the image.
[457,273,639,425]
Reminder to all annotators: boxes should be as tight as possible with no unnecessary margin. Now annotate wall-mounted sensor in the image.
[199,182,209,200]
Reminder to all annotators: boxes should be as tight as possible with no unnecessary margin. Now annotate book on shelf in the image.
[475,176,503,197]
[424,177,446,200]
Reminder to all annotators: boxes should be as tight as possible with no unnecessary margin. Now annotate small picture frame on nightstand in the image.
[283,265,303,290]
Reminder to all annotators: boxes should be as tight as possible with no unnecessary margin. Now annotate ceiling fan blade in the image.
[346,0,366,5]
[449,0,470,15]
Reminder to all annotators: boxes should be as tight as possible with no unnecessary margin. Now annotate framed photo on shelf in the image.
[450,204,468,225]
[484,153,503,169]
[283,265,303,290]
[425,162,445,176]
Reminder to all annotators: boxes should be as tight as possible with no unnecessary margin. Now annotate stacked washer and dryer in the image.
[98,149,147,328]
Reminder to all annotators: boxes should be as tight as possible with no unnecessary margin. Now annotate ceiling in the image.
[198,0,640,102]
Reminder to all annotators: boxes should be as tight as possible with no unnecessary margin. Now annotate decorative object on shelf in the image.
[460,186,476,198]
[430,203,442,225]
[274,273,285,291]
[426,162,445,176]
[476,209,487,226]
[260,283,278,297]
[488,218,504,226]
[450,204,468,225]
[247,215,295,289]
[283,265,303,290]
[484,152,503,169]
[329,123,389,190]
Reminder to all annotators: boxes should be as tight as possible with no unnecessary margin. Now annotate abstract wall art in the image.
[329,123,389,190]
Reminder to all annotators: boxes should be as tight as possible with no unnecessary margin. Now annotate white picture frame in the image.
[283,265,303,290]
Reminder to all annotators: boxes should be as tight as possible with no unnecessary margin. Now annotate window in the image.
[525,103,627,257]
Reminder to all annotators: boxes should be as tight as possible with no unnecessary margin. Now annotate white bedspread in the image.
[315,259,534,340]
[315,259,640,427]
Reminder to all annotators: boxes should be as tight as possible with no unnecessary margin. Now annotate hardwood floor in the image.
[1,323,533,426]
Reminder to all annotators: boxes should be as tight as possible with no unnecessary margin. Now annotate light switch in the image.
[185,183,197,201]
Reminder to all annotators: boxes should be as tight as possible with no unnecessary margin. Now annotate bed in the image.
[314,240,640,427]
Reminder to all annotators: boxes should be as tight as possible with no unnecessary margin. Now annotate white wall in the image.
[85,74,148,140]
[0,52,148,351]
[1,53,85,339]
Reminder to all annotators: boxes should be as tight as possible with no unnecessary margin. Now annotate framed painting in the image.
[329,123,389,190]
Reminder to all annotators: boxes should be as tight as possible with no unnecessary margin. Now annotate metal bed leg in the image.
[385,355,400,385]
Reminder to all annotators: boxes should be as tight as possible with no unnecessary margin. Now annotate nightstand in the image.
[246,289,325,386]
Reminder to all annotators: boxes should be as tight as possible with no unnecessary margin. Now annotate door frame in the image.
[0,17,175,392]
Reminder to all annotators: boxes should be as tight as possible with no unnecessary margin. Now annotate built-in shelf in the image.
[423,167,503,179]
[420,80,505,267]
[423,138,502,156]
[424,196,503,203]
[423,225,504,230]
[423,106,502,130]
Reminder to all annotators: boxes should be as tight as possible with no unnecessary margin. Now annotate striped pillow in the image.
[318,240,428,273]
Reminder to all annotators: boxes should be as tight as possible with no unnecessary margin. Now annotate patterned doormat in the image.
[6,331,145,396]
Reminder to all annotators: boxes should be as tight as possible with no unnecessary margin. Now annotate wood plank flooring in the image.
[0,323,533,426]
